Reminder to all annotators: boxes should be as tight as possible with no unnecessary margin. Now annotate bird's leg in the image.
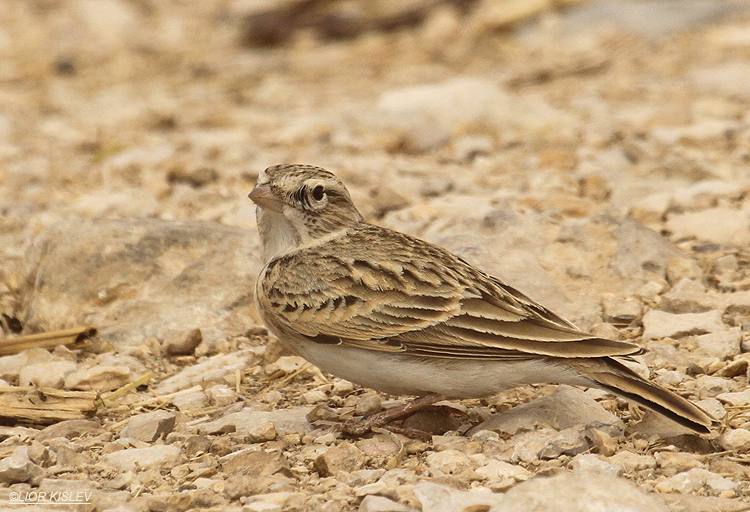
[337,393,444,436]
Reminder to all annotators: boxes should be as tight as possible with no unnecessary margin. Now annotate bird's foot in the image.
[336,393,443,438]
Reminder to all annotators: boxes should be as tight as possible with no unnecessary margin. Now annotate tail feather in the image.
[586,358,714,434]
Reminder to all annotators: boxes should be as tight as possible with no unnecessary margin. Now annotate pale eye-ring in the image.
[311,184,325,201]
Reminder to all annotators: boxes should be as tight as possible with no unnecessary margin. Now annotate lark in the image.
[249,164,714,434]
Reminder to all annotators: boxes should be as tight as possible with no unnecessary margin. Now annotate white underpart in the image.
[279,331,592,398]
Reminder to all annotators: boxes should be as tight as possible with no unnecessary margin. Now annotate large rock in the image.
[22,218,263,348]
[642,310,725,340]
[608,219,693,290]
[469,385,620,435]
[196,406,312,436]
[0,446,44,485]
[413,482,504,512]
[490,471,670,512]
[121,410,177,442]
[101,444,182,472]
[666,208,750,246]
[375,77,512,153]
[155,349,258,394]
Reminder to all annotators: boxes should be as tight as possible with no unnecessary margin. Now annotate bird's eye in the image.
[311,185,325,201]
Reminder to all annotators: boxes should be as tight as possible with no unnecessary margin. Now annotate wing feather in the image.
[259,224,642,360]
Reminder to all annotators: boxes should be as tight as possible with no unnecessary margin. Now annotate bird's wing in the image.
[259,227,641,360]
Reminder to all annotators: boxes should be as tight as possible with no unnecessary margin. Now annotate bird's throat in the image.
[257,207,302,262]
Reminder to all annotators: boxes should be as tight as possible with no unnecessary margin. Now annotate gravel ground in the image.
[1,1,750,511]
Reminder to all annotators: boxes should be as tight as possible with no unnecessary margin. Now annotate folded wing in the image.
[259,227,642,360]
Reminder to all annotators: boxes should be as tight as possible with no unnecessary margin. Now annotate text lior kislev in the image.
[9,490,93,504]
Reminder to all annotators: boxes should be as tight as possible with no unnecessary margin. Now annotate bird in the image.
[248,164,714,434]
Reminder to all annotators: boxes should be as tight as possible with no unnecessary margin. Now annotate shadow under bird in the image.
[249,164,714,434]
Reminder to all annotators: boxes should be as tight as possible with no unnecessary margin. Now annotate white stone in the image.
[607,451,657,473]
[569,454,621,476]
[690,62,750,98]
[246,421,277,443]
[196,407,312,436]
[156,350,256,394]
[0,348,53,378]
[0,446,44,484]
[376,77,511,153]
[717,389,750,406]
[206,384,239,406]
[359,495,416,512]
[425,450,472,476]
[171,390,208,411]
[475,460,531,482]
[120,410,177,443]
[413,482,503,512]
[471,385,619,435]
[655,468,738,495]
[653,451,703,476]
[102,445,181,472]
[265,356,308,376]
[64,365,132,392]
[692,328,742,359]
[694,398,726,420]
[718,429,750,451]
[666,208,750,246]
[302,390,327,404]
[490,470,669,512]
[642,310,725,340]
[689,376,734,399]
[18,360,77,388]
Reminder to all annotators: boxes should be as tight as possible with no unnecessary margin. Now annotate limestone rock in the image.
[609,219,690,287]
[568,454,621,476]
[162,327,203,356]
[655,468,738,495]
[654,451,703,477]
[470,385,620,435]
[359,495,417,512]
[155,349,257,394]
[171,390,208,411]
[196,406,312,437]
[22,218,262,349]
[425,450,472,476]
[642,310,725,340]
[490,470,669,512]
[34,419,105,442]
[18,360,77,388]
[314,442,365,476]
[691,328,742,359]
[716,389,750,406]
[413,481,503,512]
[64,364,132,392]
[718,429,750,451]
[666,208,750,246]
[102,445,181,472]
[375,77,511,153]
[0,446,44,484]
[121,410,177,442]
[221,447,286,477]
[0,348,54,380]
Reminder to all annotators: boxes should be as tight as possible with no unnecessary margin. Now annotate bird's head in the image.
[249,164,364,261]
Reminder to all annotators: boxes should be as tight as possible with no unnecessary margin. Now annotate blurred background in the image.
[1,2,750,509]
[3,0,750,323]
[2,0,750,327]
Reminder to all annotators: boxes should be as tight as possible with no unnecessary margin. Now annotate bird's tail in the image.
[576,358,715,434]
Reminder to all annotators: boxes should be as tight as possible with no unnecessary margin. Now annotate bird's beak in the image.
[248,184,284,213]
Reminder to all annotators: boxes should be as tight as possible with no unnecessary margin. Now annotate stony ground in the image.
[1,0,750,511]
